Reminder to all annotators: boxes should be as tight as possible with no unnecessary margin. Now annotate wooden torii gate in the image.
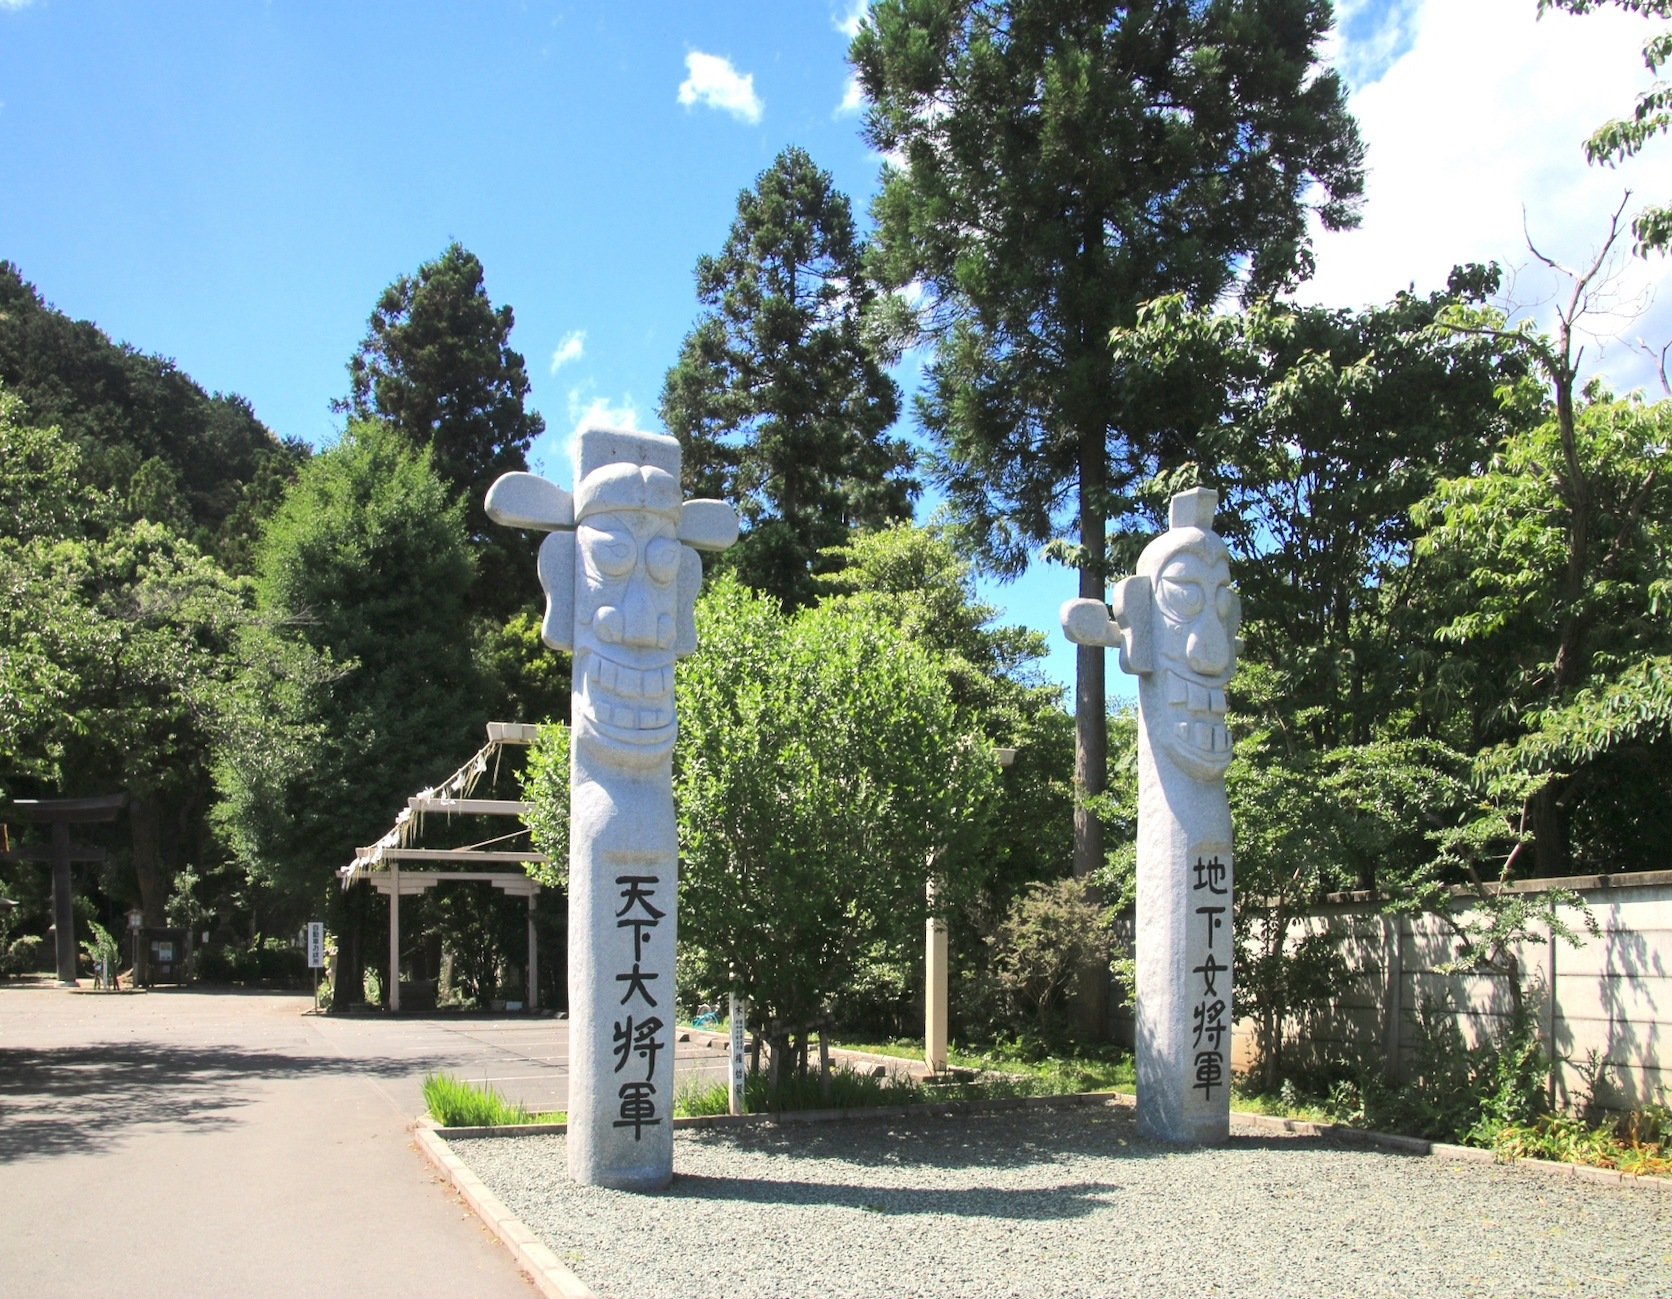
[340,725,548,1012]
[0,793,128,986]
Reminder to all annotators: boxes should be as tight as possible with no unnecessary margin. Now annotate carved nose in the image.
[1186,614,1229,675]
[622,580,659,647]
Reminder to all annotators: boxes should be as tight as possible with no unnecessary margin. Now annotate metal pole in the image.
[51,820,76,986]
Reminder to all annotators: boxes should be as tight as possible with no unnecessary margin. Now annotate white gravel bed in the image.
[451,1102,1671,1299]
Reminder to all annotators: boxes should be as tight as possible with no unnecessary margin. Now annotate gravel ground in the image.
[452,1101,1671,1299]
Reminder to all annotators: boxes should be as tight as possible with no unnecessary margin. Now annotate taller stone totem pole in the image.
[1061,487,1239,1144]
[486,425,738,1190]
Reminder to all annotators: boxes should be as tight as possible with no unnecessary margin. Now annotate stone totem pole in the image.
[485,425,738,1190]
[1061,487,1239,1144]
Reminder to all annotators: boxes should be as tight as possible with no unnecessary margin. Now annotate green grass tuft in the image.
[423,1071,563,1127]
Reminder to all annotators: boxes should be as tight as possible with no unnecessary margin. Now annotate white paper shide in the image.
[1061,487,1239,1144]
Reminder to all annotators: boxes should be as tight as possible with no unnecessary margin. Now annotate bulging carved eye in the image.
[1159,577,1204,621]
[645,537,681,584]
[587,529,636,578]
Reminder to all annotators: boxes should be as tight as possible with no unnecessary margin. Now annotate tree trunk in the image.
[1073,431,1109,1041]
[335,884,367,1010]
[129,790,167,927]
[1528,784,1570,878]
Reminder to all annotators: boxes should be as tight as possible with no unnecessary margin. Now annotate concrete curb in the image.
[414,1125,597,1299]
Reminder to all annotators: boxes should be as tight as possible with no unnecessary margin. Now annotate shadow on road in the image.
[0,1040,414,1163]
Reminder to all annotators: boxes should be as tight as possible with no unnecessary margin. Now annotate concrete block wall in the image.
[1105,870,1671,1109]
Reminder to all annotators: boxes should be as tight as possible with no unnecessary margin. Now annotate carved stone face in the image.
[1142,532,1239,781]
[574,505,683,766]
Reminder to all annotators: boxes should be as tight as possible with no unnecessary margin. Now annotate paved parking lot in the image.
[0,984,728,1296]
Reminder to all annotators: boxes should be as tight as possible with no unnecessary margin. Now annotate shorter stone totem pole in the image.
[486,426,738,1190]
[1061,487,1239,1144]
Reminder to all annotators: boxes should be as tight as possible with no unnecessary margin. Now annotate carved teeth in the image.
[1188,682,1210,712]
[1168,675,1188,704]
[1209,688,1225,714]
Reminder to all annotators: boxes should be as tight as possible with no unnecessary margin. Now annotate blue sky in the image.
[3,0,1668,700]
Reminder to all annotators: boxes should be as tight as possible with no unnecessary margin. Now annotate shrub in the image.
[988,877,1110,1031]
[2,933,46,975]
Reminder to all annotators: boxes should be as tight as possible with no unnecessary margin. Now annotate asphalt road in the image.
[0,984,726,1296]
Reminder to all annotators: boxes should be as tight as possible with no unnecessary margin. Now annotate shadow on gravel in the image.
[0,1041,415,1164]
[666,1171,1122,1220]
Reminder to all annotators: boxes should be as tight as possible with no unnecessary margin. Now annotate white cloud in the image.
[0,0,35,10]
[835,1,867,39]
[563,389,641,477]
[1299,0,1672,394]
[549,330,586,374]
[568,390,638,434]
[677,51,763,125]
[836,73,865,117]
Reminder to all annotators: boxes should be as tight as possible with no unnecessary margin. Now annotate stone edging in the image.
[414,1124,597,1299]
[428,1090,1672,1192]
[416,1089,1670,1296]
[1229,1111,1670,1193]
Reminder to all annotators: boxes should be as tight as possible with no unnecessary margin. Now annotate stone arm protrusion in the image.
[678,500,740,551]
[485,472,575,531]
[1060,576,1155,677]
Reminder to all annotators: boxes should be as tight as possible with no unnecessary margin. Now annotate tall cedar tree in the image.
[660,147,916,608]
[214,421,483,1000]
[851,1,1366,906]
[340,243,545,615]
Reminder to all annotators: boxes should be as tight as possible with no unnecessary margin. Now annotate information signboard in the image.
[306,921,326,970]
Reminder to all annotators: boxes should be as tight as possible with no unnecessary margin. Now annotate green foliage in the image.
[853,0,1366,579]
[1105,283,1526,756]
[193,937,308,984]
[988,877,1110,1031]
[340,242,543,516]
[673,575,998,1053]
[818,526,1074,1036]
[0,261,299,572]
[1,933,46,976]
[1494,1104,1671,1176]
[80,919,121,987]
[518,722,569,890]
[212,420,483,909]
[1321,995,1551,1144]
[422,1071,561,1127]
[661,147,914,608]
[0,390,252,923]
[476,609,571,729]
[1540,0,1672,254]
[1414,392,1672,874]
[338,242,544,618]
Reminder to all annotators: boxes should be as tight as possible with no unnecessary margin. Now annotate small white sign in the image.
[306,921,326,969]
[728,992,747,1116]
